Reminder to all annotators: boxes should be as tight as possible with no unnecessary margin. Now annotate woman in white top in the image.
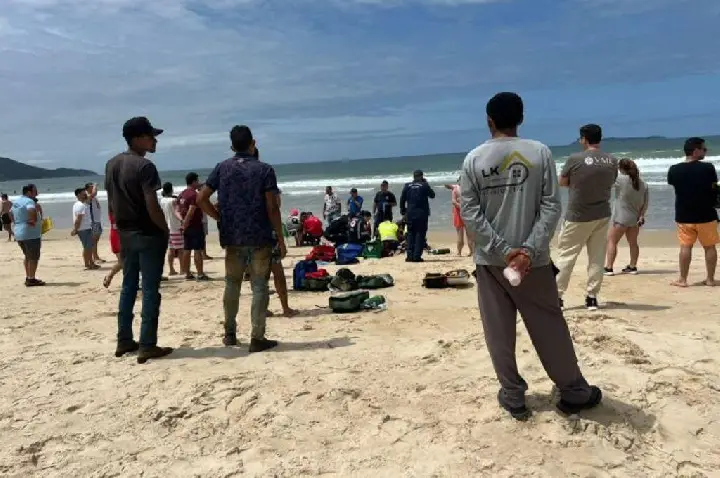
[604,159,649,275]
[160,182,184,276]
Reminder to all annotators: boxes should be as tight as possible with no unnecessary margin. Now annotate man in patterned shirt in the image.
[197,125,286,353]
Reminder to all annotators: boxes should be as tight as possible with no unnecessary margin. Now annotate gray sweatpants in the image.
[476,264,593,408]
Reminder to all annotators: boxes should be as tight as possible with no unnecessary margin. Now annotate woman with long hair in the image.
[604,158,648,275]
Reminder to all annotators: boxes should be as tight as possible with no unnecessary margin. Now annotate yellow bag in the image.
[41,217,54,235]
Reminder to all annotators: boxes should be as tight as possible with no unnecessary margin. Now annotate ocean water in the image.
[1,137,718,231]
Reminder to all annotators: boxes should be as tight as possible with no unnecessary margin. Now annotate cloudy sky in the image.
[1,0,719,171]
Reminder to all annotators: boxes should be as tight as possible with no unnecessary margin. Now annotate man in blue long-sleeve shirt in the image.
[400,170,435,262]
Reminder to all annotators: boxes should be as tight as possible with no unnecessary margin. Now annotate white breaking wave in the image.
[11,155,720,203]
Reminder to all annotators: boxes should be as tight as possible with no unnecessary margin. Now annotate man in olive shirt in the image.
[555,124,618,311]
[105,117,173,364]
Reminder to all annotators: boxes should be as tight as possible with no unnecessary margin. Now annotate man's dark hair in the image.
[684,137,706,156]
[185,172,199,186]
[580,124,602,145]
[230,125,254,152]
[85,182,93,190]
[361,210,372,218]
[22,186,32,195]
[381,180,388,186]
[162,182,174,197]
[74,188,85,197]
[486,92,524,130]
[1,193,7,200]
[351,188,358,194]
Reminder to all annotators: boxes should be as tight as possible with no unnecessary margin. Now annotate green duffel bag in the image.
[329,290,370,313]
[356,274,394,289]
[330,275,359,292]
[302,276,332,292]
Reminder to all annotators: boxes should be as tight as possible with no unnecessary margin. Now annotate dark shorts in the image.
[184,228,206,251]
[18,238,41,261]
[1,214,11,229]
[77,229,94,250]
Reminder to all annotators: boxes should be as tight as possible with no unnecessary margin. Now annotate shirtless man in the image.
[1,194,13,241]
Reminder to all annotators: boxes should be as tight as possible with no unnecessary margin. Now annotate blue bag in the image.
[293,260,318,290]
[336,243,363,265]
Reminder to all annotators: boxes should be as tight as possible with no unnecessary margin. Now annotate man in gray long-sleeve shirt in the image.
[459,92,601,421]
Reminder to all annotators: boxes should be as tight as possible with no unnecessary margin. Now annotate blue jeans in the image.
[224,245,272,339]
[117,231,168,347]
[406,216,428,261]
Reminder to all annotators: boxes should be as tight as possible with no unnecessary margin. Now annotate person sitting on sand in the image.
[604,159,648,276]
[667,137,718,287]
[302,212,323,245]
[461,91,601,421]
[378,218,400,256]
[197,124,286,353]
[71,188,99,270]
[285,208,302,246]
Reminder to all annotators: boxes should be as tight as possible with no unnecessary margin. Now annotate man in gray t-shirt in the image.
[555,124,618,311]
[460,93,600,421]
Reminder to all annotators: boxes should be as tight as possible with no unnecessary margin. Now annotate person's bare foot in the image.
[671,279,688,288]
[282,308,298,317]
[702,279,716,287]
[103,274,114,288]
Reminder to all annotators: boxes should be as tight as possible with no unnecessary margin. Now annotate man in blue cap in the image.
[399,170,435,262]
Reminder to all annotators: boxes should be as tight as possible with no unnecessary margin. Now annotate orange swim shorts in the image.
[453,207,464,229]
[677,221,720,247]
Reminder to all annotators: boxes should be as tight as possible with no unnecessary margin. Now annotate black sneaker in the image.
[115,340,140,357]
[223,335,238,346]
[137,346,173,364]
[556,386,602,415]
[249,338,279,353]
[497,390,531,421]
[603,267,614,276]
[585,296,599,311]
[622,266,638,275]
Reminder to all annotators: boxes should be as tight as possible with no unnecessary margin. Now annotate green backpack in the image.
[356,274,394,289]
[362,240,383,259]
[302,276,332,292]
[329,291,370,313]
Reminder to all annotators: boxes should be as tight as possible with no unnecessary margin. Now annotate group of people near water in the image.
[2,92,717,420]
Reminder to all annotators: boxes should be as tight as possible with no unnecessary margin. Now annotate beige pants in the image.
[555,218,610,297]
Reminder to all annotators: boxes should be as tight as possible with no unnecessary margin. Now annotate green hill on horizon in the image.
[0,157,96,182]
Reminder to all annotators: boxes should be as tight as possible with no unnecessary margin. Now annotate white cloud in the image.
[1,0,719,170]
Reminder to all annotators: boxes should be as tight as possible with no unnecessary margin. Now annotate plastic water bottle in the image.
[503,266,522,287]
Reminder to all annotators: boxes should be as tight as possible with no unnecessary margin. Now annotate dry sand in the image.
[1,229,719,477]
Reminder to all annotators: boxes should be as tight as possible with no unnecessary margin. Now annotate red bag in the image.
[306,245,336,262]
[305,269,329,279]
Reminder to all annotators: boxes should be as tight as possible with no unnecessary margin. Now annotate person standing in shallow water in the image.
[105,116,172,364]
[460,92,601,421]
[197,125,286,353]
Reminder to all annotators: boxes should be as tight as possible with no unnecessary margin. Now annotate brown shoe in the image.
[137,346,173,364]
[249,338,279,353]
[115,340,140,357]
[222,335,238,346]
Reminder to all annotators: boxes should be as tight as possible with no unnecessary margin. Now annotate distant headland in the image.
[0,157,96,182]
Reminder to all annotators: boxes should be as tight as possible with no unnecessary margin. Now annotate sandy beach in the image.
[1,229,719,477]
